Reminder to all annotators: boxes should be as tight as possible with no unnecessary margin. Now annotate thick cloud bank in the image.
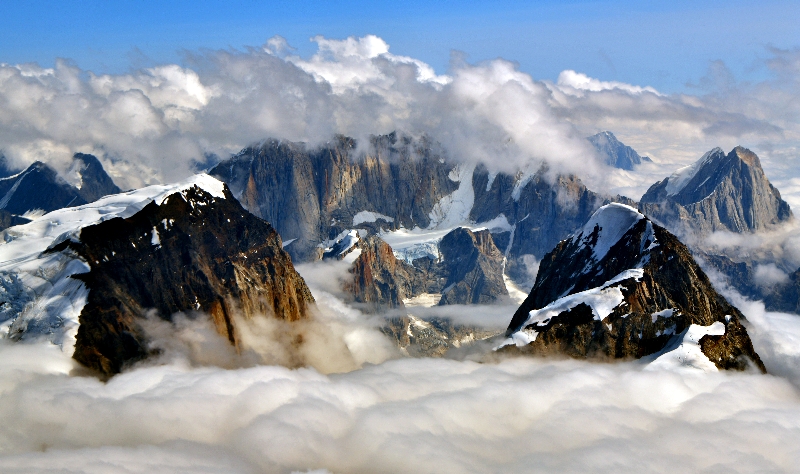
[0,293,800,473]
[2,36,800,197]
[0,257,798,472]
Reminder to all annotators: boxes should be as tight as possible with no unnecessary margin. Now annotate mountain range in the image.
[0,133,792,375]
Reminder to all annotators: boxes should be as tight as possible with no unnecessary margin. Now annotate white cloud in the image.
[556,70,662,96]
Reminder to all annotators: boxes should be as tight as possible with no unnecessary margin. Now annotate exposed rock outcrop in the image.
[438,227,507,305]
[382,314,501,357]
[59,184,314,375]
[587,131,650,170]
[340,234,427,311]
[469,164,636,284]
[502,204,765,372]
[210,134,459,262]
[640,146,792,235]
[71,153,123,201]
[210,134,636,291]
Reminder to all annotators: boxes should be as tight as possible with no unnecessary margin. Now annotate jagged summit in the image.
[640,146,792,234]
[71,153,122,201]
[587,131,650,170]
[502,204,764,372]
[65,182,314,374]
[0,153,121,220]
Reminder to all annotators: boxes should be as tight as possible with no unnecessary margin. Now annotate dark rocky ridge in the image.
[640,146,792,235]
[210,134,459,262]
[56,184,314,375]
[210,134,636,290]
[587,131,650,170]
[469,164,636,284]
[329,227,508,311]
[71,153,122,202]
[0,153,121,221]
[504,204,765,372]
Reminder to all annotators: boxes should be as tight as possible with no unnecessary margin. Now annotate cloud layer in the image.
[2,35,799,198]
[0,260,799,473]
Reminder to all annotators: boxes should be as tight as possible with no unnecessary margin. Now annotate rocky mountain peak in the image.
[587,131,650,170]
[57,182,314,375]
[640,146,792,235]
[71,153,122,201]
[503,204,765,372]
[0,154,122,225]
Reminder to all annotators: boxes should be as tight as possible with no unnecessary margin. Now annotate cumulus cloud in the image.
[1,35,799,199]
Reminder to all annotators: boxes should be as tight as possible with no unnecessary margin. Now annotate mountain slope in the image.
[640,146,792,235]
[502,204,765,372]
[210,134,459,262]
[0,153,122,217]
[63,183,314,374]
[587,131,650,170]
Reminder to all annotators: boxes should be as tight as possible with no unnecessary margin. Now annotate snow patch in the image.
[150,227,161,247]
[577,203,644,263]
[428,164,475,229]
[647,322,726,373]
[664,147,723,196]
[352,211,394,226]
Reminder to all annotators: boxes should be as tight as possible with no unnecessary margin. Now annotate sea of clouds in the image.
[0,263,799,473]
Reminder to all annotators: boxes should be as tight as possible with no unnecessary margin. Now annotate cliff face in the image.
[469,165,635,284]
[438,228,508,305]
[503,204,765,372]
[211,134,635,291]
[640,146,792,235]
[63,184,314,375]
[338,235,426,311]
[211,134,459,262]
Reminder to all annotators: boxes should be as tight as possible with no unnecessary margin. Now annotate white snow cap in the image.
[664,147,724,196]
[577,203,644,262]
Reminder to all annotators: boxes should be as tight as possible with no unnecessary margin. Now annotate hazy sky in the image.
[2,0,799,93]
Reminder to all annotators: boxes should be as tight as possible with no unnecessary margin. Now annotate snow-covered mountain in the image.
[640,146,792,235]
[587,131,650,170]
[0,174,314,374]
[501,203,764,372]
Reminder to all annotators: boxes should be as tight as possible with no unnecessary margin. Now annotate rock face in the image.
[329,227,508,310]
[210,134,635,291]
[338,234,427,311]
[59,184,314,375]
[503,203,765,372]
[382,314,501,357]
[438,228,508,305]
[0,153,121,217]
[71,153,123,201]
[469,164,635,285]
[210,134,459,262]
[764,268,800,314]
[640,146,792,235]
[0,210,29,232]
[587,131,650,170]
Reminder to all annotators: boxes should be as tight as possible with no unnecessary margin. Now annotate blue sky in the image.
[2,0,799,93]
